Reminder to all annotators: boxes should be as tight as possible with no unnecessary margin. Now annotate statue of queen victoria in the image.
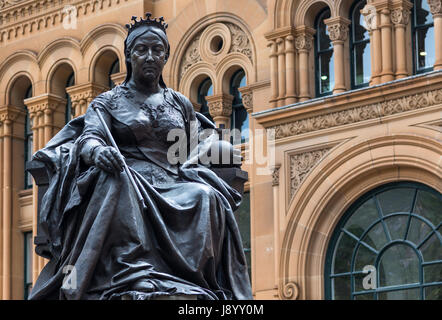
[28,13,252,300]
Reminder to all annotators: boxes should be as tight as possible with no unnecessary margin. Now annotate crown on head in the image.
[125,12,168,35]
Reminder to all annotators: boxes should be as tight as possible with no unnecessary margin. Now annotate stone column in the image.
[65,83,108,118]
[271,164,281,289]
[0,106,22,299]
[285,35,297,104]
[276,37,286,107]
[325,17,350,94]
[362,4,382,85]
[429,0,442,70]
[268,40,279,107]
[380,8,395,82]
[295,27,315,102]
[206,93,234,130]
[391,3,412,79]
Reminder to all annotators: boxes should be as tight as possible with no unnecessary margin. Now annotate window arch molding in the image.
[325,181,441,299]
[278,133,441,300]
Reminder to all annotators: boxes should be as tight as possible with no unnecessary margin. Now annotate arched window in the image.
[315,8,334,97]
[109,59,120,89]
[350,0,371,88]
[413,0,435,73]
[197,77,214,122]
[325,182,442,300]
[230,69,248,144]
[65,72,75,123]
[24,85,33,189]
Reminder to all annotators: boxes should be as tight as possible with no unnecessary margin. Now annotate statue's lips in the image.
[143,65,158,72]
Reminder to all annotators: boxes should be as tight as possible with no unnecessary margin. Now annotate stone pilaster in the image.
[429,0,442,70]
[391,1,413,78]
[362,3,382,85]
[65,83,108,118]
[295,26,315,102]
[325,17,351,94]
[206,93,234,129]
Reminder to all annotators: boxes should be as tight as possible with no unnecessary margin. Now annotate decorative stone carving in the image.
[391,8,410,25]
[0,0,24,9]
[327,22,349,41]
[24,94,66,118]
[270,88,442,140]
[289,147,331,199]
[271,165,281,187]
[281,281,299,300]
[226,23,253,61]
[361,4,378,31]
[429,0,442,14]
[238,86,253,113]
[66,83,108,117]
[294,34,313,51]
[206,94,234,118]
[179,33,202,78]
[0,105,23,124]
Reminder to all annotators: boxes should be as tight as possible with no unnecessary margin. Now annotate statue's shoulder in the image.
[91,85,129,110]
[167,88,194,114]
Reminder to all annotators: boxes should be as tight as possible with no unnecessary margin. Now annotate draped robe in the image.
[29,85,252,300]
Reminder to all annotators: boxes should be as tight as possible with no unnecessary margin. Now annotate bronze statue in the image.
[28,13,252,300]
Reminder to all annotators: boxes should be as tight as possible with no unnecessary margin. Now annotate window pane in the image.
[354,293,374,300]
[415,26,435,71]
[333,232,358,274]
[379,288,420,300]
[354,244,377,271]
[333,275,351,300]
[353,1,369,42]
[363,222,388,251]
[198,78,214,122]
[415,0,433,25]
[353,42,371,86]
[234,192,251,278]
[318,10,332,51]
[425,286,442,300]
[407,217,432,245]
[344,197,379,238]
[421,232,442,262]
[379,244,419,287]
[377,188,415,215]
[414,190,442,227]
[385,215,409,240]
[424,264,442,283]
[319,51,334,94]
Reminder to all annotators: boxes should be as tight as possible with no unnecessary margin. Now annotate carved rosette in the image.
[294,34,313,51]
[206,94,234,119]
[391,8,410,25]
[429,0,442,15]
[269,88,442,140]
[289,148,331,200]
[280,281,299,300]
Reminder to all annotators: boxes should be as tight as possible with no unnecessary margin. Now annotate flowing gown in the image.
[28,85,252,300]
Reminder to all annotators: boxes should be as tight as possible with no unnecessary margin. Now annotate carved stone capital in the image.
[24,93,66,118]
[324,17,351,42]
[238,86,253,114]
[429,0,442,15]
[206,94,234,118]
[271,165,281,187]
[294,34,313,51]
[0,105,24,125]
[361,4,378,31]
[65,82,108,117]
[391,8,410,25]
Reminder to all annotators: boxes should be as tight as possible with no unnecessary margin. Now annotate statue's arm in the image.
[79,101,112,166]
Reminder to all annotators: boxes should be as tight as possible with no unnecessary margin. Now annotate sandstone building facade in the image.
[0,0,441,299]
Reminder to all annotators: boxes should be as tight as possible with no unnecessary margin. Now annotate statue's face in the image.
[129,30,168,84]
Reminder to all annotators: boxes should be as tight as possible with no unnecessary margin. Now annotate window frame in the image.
[197,77,214,123]
[325,181,442,300]
[65,72,75,124]
[229,69,248,145]
[314,7,334,97]
[350,0,371,89]
[412,0,435,74]
[24,85,33,190]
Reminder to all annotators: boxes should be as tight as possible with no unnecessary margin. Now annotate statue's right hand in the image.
[93,146,125,173]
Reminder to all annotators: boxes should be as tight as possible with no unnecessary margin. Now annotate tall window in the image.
[65,72,75,123]
[351,0,371,88]
[326,182,442,300]
[109,59,120,89]
[315,8,335,97]
[197,77,214,122]
[24,231,33,299]
[24,86,33,189]
[413,0,435,73]
[229,69,248,144]
[234,191,251,280]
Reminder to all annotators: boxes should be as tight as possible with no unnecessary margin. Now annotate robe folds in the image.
[29,85,252,300]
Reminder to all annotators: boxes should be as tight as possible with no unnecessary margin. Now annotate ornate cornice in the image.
[268,88,442,140]
[0,0,129,44]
